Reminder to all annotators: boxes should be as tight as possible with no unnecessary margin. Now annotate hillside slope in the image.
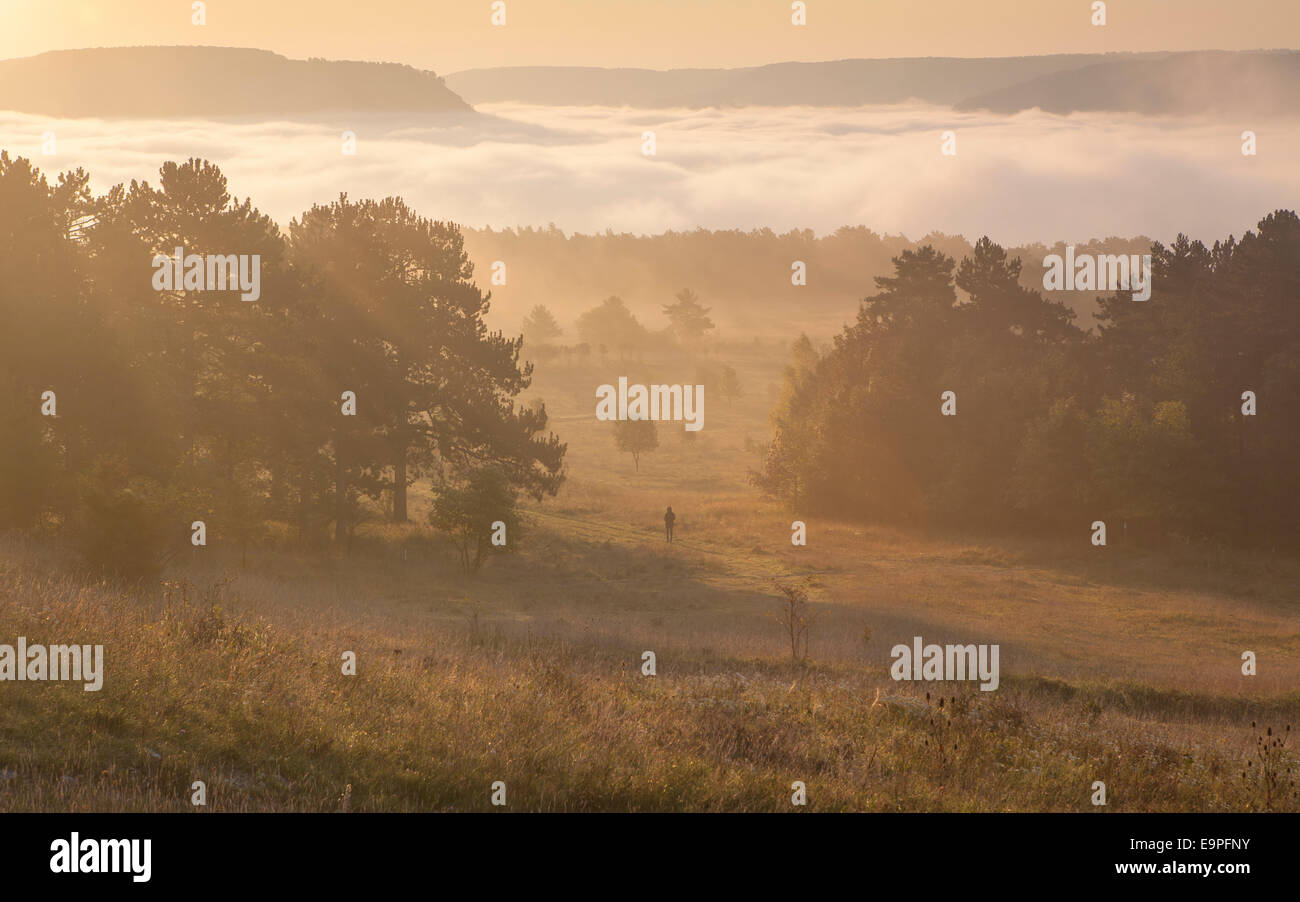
[0,46,472,117]
[956,50,1300,115]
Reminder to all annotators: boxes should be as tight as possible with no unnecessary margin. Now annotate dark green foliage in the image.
[575,296,649,355]
[755,218,1300,546]
[428,466,521,573]
[0,153,566,565]
[69,458,175,582]
[662,288,714,346]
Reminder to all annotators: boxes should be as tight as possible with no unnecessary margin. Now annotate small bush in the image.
[69,457,174,582]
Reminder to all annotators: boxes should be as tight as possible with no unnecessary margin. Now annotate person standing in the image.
[664,505,676,542]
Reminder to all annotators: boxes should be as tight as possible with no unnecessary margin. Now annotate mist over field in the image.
[2,28,1299,829]
[4,102,1296,244]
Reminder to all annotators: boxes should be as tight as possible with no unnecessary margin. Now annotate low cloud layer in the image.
[2,103,1297,244]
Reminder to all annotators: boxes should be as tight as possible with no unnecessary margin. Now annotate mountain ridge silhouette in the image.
[446,50,1300,114]
[0,46,472,117]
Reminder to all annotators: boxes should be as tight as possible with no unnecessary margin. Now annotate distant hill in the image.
[955,50,1300,115]
[446,55,1129,107]
[9,47,1295,119]
[447,50,1300,115]
[0,46,472,117]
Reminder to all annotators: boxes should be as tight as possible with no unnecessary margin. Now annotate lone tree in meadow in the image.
[428,466,521,573]
[522,304,563,347]
[662,288,715,346]
[576,296,648,357]
[718,364,743,407]
[613,419,658,472]
[772,580,815,662]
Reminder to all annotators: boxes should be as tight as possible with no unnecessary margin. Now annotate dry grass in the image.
[0,345,1295,811]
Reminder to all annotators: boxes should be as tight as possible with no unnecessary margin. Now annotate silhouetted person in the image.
[664,506,676,542]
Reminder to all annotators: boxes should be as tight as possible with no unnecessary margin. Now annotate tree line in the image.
[754,215,1300,548]
[0,153,565,577]
[465,222,1152,333]
[520,288,718,361]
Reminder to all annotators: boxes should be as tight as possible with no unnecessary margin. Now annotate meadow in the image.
[0,342,1296,812]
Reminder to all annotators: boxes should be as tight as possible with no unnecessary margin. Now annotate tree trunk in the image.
[297,468,311,546]
[391,444,408,523]
[334,431,347,546]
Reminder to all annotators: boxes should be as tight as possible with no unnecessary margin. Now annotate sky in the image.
[2,0,1299,73]
[3,1,1297,245]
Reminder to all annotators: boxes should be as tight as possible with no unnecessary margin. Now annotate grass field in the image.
[0,343,1296,812]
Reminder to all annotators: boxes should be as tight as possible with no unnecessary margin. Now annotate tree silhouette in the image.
[522,304,563,346]
[662,288,714,346]
[755,218,1300,545]
[718,365,743,407]
[576,296,647,356]
[613,419,658,472]
[289,194,566,530]
[428,466,520,573]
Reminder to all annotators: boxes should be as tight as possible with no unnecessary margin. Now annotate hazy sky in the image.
[2,0,1298,73]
